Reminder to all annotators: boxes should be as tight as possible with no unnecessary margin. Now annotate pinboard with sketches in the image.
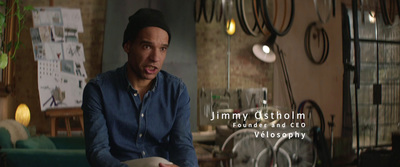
[30,7,86,111]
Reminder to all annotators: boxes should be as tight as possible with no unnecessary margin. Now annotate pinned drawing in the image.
[42,86,65,107]
[63,42,84,62]
[32,43,63,61]
[52,26,64,42]
[32,8,63,27]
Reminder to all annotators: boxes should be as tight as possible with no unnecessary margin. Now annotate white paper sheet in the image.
[38,60,86,111]
[61,8,84,32]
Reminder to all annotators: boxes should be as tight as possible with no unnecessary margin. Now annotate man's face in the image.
[124,27,169,81]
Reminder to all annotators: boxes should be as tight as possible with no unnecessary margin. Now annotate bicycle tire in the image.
[215,0,223,22]
[261,0,295,36]
[194,0,202,22]
[203,0,216,23]
[314,0,332,24]
[221,128,273,167]
[297,100,325,134]
[236,0,261,36]
[232,135,273,167]
[236,0,250,35]
[252,0,277,37]
[304,22,330,65]
[256,147,291,167]
[274,133,317,167]
[380,0,396,25]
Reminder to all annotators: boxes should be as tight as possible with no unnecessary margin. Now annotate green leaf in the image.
[0,1,5,6]
[16,12,22,21]
[24,5,34,11]
[0,53,8,69]
[15,41,20,49]
[0,13,5,27]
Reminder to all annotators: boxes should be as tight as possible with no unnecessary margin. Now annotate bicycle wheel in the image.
[215,0,223,22]
[236,0,260,36]
[241,106,282,127]
[194,0,202,22]
[221,129,274,167]
[261,0,295,36]
[203,0,216,23]
[304,22,330,65]
[297,100,325,134]
[380,0,397,25]
[256,146,291,167]
[253,0,277,37]
[274,133,317,167]
[313,0,332,24]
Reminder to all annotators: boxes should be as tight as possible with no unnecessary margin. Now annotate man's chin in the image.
[143,73,158,80]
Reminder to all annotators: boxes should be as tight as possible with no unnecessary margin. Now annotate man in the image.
[82,8,198,167]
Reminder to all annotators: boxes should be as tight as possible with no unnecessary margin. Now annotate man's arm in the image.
[168,83,198,167]
[82,82,128,167]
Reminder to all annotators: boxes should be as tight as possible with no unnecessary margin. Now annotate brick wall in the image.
[195,17,274,102]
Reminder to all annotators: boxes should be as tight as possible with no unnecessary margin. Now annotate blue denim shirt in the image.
[82,64,198,167]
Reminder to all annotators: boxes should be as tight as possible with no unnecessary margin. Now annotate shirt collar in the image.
[123,63,158,92]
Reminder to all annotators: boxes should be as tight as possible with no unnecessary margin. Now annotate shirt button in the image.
[134,93,138,96]
[141,113,144,117]
[142,151,146,156]
[139,133,142,138]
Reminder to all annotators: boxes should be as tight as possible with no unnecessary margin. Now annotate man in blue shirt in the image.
[82,8,198,167]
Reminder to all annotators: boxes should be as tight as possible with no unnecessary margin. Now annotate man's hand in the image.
[159,163,179,167]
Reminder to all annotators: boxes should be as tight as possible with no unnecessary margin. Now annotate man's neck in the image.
[127,69,154,100]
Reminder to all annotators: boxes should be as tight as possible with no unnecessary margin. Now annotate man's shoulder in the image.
[90,66,124,85]
[158,70,184,86]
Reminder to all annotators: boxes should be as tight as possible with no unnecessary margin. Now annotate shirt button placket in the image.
[139,94,147,158]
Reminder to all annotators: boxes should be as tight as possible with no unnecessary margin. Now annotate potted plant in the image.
[0,0,33,69]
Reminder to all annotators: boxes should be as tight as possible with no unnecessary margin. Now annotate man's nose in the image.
[149,50,162,61]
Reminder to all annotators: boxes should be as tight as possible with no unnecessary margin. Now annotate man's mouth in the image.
[145,66,158,74]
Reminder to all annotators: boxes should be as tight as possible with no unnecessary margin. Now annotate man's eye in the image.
[161,47,168,51]
[143,45,151,49]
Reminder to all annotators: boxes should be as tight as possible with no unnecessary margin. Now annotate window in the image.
[349,10,400,147]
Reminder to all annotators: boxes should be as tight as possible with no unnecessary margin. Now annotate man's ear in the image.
[123,42,131,54]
